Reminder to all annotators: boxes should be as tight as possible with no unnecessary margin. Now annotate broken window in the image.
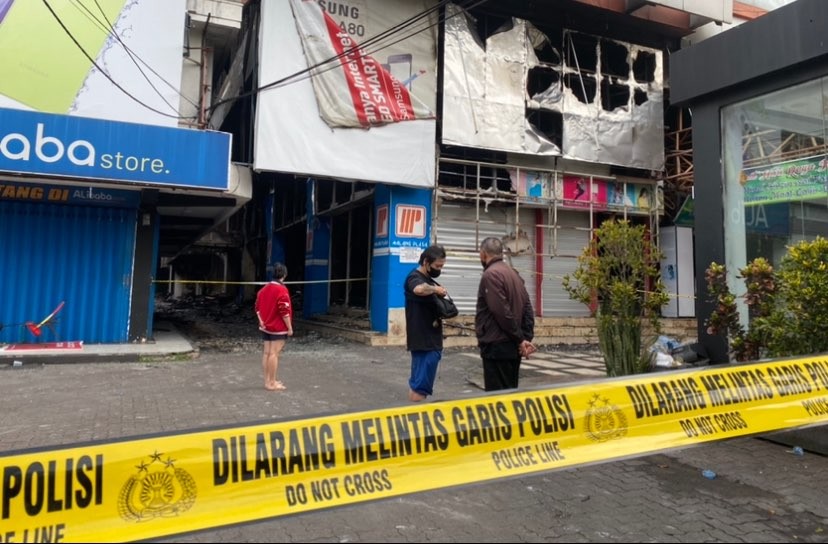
[601,39,629,78]
[564,73,596,104]
[441,5,663,169]
[565,32,597,73]
[527,110,563,149]
[634,88,648,106]
[527,67,560,100]
[601,77,630,111]
[533,36,561,65]
[633,50,657,83]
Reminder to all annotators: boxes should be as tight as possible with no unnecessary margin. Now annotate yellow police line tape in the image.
[4,354,828,542]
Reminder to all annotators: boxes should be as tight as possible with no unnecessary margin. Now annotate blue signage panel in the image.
[389,186,431,250]
[0,108,231,190]
[745,202,789,236]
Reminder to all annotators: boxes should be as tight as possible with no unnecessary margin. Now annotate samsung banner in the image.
[289,0,435,128]
[0,0,185,128]
[0,108,231,190]
[255,0,438,188]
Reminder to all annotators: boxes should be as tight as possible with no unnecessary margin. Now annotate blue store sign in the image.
[0,108,231,190]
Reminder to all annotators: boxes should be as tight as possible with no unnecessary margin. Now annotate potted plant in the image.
[563,219,669,376]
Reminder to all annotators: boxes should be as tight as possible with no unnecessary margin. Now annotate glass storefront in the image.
[721,77,828,309]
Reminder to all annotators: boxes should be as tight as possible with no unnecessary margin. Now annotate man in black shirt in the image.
[404,245,448,401]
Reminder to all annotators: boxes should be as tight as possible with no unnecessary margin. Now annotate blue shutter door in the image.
[0,201,136,344]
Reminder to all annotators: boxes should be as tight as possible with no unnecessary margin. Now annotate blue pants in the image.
[409,350,442,397]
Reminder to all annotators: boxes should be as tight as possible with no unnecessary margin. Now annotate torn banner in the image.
[289,0,436,128]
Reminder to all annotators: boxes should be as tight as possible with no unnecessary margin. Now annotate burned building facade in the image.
[233,0,735,341]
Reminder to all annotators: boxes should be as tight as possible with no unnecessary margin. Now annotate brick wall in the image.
[442,316,698,349]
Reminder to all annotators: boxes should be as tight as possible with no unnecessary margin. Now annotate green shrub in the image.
[706,236,828,361]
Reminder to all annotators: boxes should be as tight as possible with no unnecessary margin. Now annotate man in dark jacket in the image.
[475,237,536,391]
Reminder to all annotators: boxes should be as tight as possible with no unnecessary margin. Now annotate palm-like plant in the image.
[563,219,669,376]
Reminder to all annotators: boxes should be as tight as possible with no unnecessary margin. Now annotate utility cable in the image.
[254,0,474,91]
[45,0,489,122]
[206,0,488,115]
[69,0,198,112]
[42,0,196,120]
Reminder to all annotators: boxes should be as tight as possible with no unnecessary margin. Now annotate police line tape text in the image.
[626,362,828,419]
[285,470,392,507]
[212,396,574,486]
[2,455,103,520]
[0,524,66,543]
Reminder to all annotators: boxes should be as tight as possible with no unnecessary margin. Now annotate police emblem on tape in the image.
[118,451,198,521]
[584,394,628,442]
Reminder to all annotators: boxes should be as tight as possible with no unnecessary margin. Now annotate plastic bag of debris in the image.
[670,342,710,366]
[649,335,681,355]
[648,335,701,370]
[652,351,679,369]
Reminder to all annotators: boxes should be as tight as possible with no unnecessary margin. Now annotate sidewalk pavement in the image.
[0,321,196,364]
[2,326,827,542]
[0,321,607,375]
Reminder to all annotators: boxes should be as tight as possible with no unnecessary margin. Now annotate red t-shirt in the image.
[255,281,293,334]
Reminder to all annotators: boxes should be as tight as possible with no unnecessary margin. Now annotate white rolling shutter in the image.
[434,202,592,317]
[542,211,591,316]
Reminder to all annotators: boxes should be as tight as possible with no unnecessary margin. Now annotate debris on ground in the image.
[154,295,357,354]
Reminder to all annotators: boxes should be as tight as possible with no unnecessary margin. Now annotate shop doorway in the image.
[328,203,371,309]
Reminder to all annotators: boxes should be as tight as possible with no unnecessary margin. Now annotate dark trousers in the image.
[480,341,521,391]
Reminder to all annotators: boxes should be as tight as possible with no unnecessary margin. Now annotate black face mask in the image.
[427,265,441,279]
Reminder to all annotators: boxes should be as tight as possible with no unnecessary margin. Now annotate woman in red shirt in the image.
[255,263,293,391]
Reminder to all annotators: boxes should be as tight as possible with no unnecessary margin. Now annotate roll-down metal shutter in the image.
[434,203,537,314]
[0,201,136,344]
[434,202,590,317]
[541,211,591,317]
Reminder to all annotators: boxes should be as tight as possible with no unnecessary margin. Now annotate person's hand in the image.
[287,329,294,337]
[519,340,537,358]
[436,286,447,297]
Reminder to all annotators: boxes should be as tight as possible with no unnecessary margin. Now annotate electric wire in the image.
[262,1,471,91]
[67,0,176,113]
[270,0,454,85]
[206,0,488,115]
[69,0,198,112]
[41,0,195,120]
[43,0,488,122]
[93,0,198,110]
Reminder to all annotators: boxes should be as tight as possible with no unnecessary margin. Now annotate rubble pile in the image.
[153,295,334,354]
[154,295,260,353]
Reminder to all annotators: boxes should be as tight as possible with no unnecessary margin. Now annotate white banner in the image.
[290,0,434,128]
[255,0,438,188]
[0,0,185,127]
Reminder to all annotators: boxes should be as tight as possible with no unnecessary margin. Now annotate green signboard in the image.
[743,155,828,205]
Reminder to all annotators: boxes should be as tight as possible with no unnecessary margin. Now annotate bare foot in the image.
[408,389,426,402]
[273,382,286,390]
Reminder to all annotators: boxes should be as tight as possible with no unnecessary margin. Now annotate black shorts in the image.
[261,332,289,342]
